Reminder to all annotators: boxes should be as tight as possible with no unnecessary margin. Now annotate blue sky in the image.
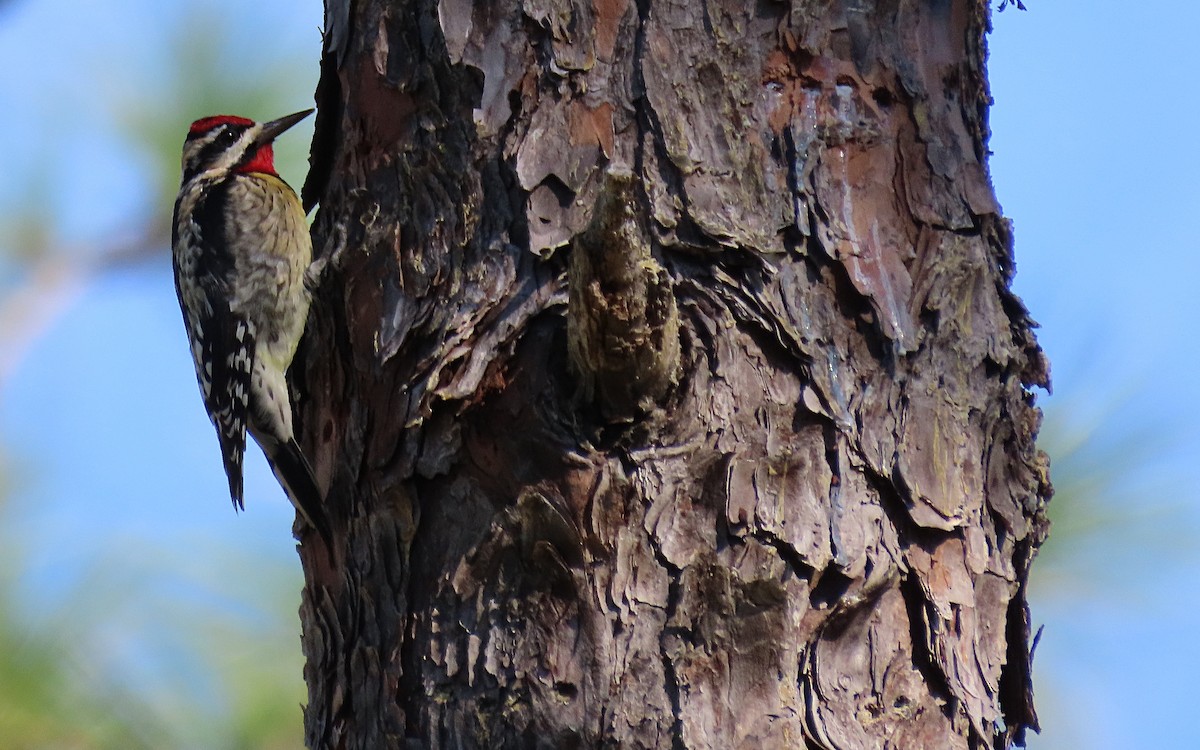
[1,0,1195,747]
[989,3,1200,747]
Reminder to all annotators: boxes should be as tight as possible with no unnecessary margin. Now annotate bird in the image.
[170,109,331,546]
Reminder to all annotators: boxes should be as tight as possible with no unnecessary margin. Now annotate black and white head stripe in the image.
[180,117,262,183]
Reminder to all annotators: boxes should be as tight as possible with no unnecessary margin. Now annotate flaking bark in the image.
[294,0,1051,748]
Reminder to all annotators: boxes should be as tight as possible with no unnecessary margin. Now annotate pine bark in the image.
[294,0,1051,748]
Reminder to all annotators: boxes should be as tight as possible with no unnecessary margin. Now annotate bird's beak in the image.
[256,109,314,145]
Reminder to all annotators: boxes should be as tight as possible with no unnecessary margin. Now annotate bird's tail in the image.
[216,419,247,512]
[259,435,333,547]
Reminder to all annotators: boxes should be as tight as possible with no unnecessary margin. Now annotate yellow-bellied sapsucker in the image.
[171,109,330,544]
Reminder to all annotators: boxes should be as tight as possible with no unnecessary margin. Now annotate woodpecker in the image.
[171,109,330,545]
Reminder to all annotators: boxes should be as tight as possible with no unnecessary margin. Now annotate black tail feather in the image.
[216,422,246,512]
[260,436,333,548]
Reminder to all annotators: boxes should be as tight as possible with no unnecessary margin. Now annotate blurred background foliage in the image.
[1035,399,1183,599]
[0,0,1191,748]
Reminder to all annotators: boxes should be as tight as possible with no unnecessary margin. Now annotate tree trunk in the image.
[294,0,1051,748]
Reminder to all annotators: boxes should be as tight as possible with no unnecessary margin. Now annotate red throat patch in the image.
[237,144,278,176]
